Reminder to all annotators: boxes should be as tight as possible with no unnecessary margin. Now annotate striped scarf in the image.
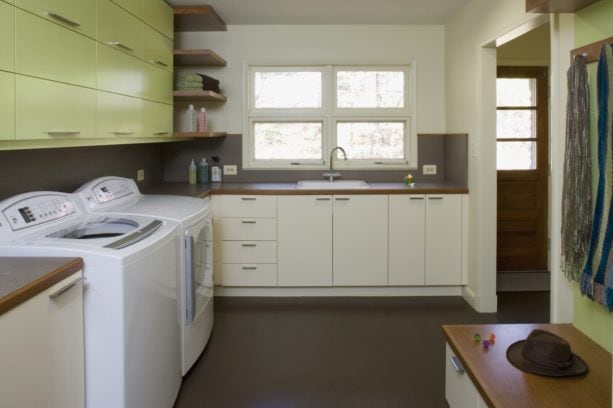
[580,44,613,311]
[561,55,591,281]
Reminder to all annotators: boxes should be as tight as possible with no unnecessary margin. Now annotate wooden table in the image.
[442,323,612,408]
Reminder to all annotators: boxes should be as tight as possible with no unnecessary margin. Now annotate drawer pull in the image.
[409,197,425,200]
[113,131,135,135]
[429,196,444,200]
[108,41,135,52]
[49,277,85,300]
[242,266,257,270]
[241,220,257,224]
[241,243,257,247]
[316,197,331,201]
[153,131,169,135]
[241,197,257,201]
[335,197,350,201]
[47,131,80,136]
[46,11,81,27]
[152,60,168,67]
[450,356,465,373]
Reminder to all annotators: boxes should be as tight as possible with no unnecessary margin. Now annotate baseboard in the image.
[214,286,463,297]
[497,271,550,292]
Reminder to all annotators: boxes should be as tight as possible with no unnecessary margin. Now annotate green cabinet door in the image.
[0,71,15,140]
[97,45,143,98]
[16,75,96,140]
[141,61,172,104]
[142,0,173,40]
[143,100,172,138]
[98,0,144,58]
[143,25,172,72]
[15,10,96,88]
[97,91,144,138]
[111,0,143,19]
[0,2,14,72]
[16,0,96,39]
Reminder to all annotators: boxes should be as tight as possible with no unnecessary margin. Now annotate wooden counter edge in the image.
[0,258,83,315]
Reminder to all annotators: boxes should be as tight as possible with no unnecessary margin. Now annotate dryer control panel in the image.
[2,194,77,231]
[80,178,137,207]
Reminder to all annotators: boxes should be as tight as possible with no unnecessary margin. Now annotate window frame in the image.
[243,63,416,170]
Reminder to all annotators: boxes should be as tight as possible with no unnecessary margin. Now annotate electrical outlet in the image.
[137,169,145,181]
[423,164,437,175]
[223,165,237,176]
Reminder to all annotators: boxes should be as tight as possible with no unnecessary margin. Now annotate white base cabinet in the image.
[0,272,85,408]
[445,344,487,408]
[389,195,426,285]
[425,195,463,285]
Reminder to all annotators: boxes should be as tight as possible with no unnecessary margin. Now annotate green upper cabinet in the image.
[97,45,143,98]
[15,0,96,39]
[0,2,15,72]
[111,0,143,18]
[16,75,97,140]
[98,0,144,58]
[142,0,173,40]
[97,91,144,138]
[141,61,172,104]
[143,100,172,137]
[0,72,15,140]
[143,24,173,72]
[15,10,96,88]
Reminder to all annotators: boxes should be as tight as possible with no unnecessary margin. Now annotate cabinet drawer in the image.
[98,0,144,58]
[221,241,277,264]
[15,9,96,88]
[143,25,173,72]
[222,264,277,287]
[97,91,144,138]
[141,0,173,40]
[0,71,15,140]
[16,0,96,38]
[16,75,96,140]
[141,61,172,103]
[111,0,142,18]
[445,344,486,408]
[219,196,277,218]
[97,45,142,98]
[220,218,277,241]
[0,2,14,72]
[143,100,172,137]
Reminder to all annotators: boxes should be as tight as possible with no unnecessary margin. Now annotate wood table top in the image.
[442,323,612,408]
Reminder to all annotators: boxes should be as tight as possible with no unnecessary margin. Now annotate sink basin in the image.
[296,180,370,189]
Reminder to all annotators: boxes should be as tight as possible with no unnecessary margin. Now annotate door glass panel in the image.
[497,141,537,170]
[497,110,536,139]
[496,78,536,107]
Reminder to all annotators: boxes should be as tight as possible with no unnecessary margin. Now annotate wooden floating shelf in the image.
[174,6,226,32]
[173,90,227,102]
[173,131,227,138]
[174,49,227,67]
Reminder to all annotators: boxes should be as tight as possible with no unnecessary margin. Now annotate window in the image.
[244,65,416,169]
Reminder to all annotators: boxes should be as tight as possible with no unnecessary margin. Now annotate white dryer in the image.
[0,192,182,408]
[75,177,214,374]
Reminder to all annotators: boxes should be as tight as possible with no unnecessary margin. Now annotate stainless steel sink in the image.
[296,180,370,189]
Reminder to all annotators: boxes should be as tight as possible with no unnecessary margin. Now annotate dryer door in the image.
[185,217,213,324]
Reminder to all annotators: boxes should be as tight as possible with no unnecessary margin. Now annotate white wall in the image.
[445,0,548,312]
[175,25,446,134]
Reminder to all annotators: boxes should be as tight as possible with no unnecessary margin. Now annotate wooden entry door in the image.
[496,66,548,272]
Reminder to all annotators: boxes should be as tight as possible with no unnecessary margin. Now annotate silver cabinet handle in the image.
[46,11,80,27]
[153,131,169,135]
[242,266,257,270]
[49,276,85,300]
[241,243,257,247]
[450,356,465,373]
[113,131,135,135]
[241,197,256,201]
[151,60,168,67]
[429,196,444,200]
[316,197,331,201]
[409,196,425,200]
[335,197,350,201]
[47,131,80,136]
[107,41,134,52]
[241,220,257,224]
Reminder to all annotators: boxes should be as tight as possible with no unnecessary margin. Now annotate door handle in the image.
[107,41,135,52]
[449,355,465,373]
[49,277,85,300]
[241,243,257,247]
[241,220,257,224]
[335,197,350,201]
[47,131,80,136]
[409,196,425,200]
[46,11,80,27]
[242,266,257,270]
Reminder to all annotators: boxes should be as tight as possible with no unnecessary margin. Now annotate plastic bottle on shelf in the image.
[188,159,197,185]
[185,104,197,132]
[211,156,222,182]
[198,107,208,132]
[197,158,209,184]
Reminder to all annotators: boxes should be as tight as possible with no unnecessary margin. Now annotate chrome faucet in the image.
[323,146,347,182]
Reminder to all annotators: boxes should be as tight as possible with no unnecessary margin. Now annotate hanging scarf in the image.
[561,55,591,281]
[580,44,613,311]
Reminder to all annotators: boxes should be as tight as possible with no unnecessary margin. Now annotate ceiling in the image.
[166,0,471,25]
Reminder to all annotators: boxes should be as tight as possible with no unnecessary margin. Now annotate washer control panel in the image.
[2,194,77,231]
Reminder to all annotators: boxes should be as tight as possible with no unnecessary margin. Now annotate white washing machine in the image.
[0,192,182,408]
[75,177,214,374]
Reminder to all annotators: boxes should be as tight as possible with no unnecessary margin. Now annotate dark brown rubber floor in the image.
[174,293,549,408]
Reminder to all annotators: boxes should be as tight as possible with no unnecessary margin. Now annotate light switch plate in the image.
[423,164,437,175]
[224,165,238,175]
[137,169,145,181]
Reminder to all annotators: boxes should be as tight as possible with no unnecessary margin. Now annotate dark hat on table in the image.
[506,329,588,377]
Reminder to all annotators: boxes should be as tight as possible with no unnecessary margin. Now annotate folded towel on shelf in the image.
[176,79,205,88]
[176,72,203,83]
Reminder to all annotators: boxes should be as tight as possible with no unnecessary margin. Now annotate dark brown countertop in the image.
[145,182,468,198]
[0,257,83,315]
[442,323,612,408]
